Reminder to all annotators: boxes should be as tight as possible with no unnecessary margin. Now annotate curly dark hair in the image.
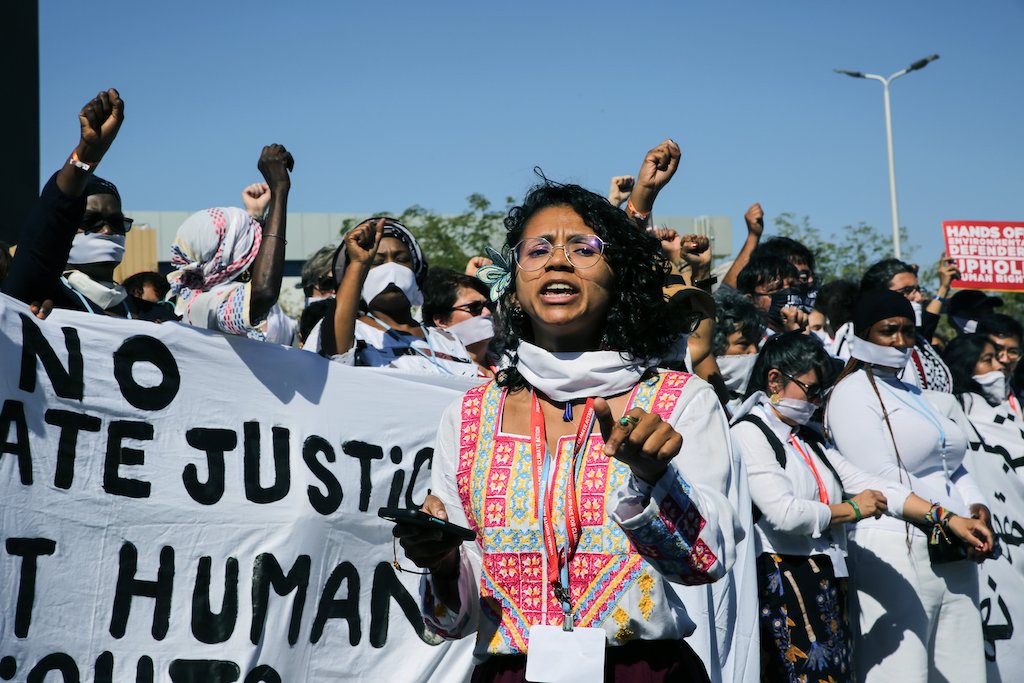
[422,268,489,327]
[711,287,763,357]
[494,177,680,390]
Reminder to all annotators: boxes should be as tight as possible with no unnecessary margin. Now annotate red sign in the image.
[943,221,1024,292]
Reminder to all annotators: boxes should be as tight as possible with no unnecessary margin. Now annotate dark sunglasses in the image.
[451,300,494,316]
[81,211,134,234]
[779,370,823,401]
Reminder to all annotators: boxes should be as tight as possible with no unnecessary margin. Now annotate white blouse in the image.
[827,368,985,538]
[732,401,910,557]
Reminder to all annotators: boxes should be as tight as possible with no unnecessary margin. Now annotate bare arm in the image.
[248,144,294,323]
[625,139,681,227]
[324,219,384,356]
[722,203,764,289]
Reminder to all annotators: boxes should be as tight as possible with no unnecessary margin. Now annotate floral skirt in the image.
[757,552,853,683]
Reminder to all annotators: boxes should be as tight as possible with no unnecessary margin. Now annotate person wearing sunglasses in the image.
[396,178,741,681]
[3,89,172,321]
[422,268,498,376]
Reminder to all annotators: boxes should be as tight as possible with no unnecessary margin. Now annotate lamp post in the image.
[835,54,939,260]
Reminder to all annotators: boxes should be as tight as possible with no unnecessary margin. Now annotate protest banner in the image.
[0,293,480,682]
[943,221,1024,291]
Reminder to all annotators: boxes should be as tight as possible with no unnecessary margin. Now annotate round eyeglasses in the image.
[513,234,607,272]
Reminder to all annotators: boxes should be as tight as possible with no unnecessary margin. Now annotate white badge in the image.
[525,624,605,683]
[826,545,849,578]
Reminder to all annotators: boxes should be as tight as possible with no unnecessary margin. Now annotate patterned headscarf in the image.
[331,217,427,289]
[168,207,263,294]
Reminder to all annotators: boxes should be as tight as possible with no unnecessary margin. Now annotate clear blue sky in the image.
[39,0,1024,270]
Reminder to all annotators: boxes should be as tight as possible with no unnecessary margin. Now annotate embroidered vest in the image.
[455,371,692,652]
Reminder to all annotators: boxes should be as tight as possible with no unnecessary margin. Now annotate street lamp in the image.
[834,54,939,260]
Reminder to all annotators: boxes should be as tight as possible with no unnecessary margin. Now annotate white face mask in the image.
[67,233,126,266]
[445,315,495,347]
[716,354,757,396]
[910,300,923,327]
[772,397,818,425]
[811,328,830,346]
[974,370,1010,405]
[360,262,423,308]
[850,336,912,369]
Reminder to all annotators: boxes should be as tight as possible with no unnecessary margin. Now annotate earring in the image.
[769,392,781,404]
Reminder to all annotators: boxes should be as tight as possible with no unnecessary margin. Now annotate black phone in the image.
[377,507,476,542]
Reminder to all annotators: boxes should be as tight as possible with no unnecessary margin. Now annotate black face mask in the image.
[798,281,819,312]
[767,288,803,325]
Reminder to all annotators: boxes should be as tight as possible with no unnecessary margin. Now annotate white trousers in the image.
[848,527,984,683]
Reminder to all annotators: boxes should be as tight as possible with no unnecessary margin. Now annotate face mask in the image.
[811,328,830,346]
[974,370,1010,405]
[801,282,819,312]
[951,316,978,334]
[716,354,757,396]
[446,315,495,347]
[910,301,923,327]
[850,336,912,369]
[767,288,803,325]
[305,294,334,307]
[772,397,818,425]
[67,233,126,266]
[361,262,423,308]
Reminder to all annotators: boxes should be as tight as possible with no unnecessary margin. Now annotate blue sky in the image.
[39,1,1023,272]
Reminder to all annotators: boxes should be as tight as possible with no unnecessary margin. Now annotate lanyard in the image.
[530,390,596,630]
[879,381,952,492]
[366,313,453,375]
[1010,394,1022,420]
[788,433,830,505]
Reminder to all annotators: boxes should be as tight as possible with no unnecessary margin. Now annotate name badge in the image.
[525,624,605,683]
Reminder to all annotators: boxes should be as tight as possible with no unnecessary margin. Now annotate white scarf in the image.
[516,341,647,401]
[64,270,128,310]
[850,336,911,370]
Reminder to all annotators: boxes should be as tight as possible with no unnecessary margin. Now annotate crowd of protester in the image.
[3,88,1022,683]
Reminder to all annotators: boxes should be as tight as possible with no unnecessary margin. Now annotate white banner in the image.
[0,293,479,682]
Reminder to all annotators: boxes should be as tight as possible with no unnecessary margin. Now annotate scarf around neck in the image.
[515,341,648,402]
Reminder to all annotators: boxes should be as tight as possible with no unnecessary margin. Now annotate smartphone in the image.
[377,507,476,542]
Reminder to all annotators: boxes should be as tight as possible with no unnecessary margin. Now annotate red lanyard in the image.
[530,391,596,589]
[788,434,830,505]
[1010,394,1022,420]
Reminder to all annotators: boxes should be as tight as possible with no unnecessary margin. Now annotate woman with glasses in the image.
[825,290,993,682]
[422,268,498,376]
[3,89,172,321]
[395,178,740,682]
[943,333,1024,681]
[731,332,910,681]
[317,217,478,376]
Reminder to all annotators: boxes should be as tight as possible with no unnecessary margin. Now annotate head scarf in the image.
[167,207,262,294]
[331,218,427,289]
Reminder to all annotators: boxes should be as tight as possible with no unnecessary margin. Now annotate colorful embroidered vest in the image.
[455,371,692,653]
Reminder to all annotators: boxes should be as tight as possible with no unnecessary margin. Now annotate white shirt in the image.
[732,402,910,556]
[304,318,478,377]
[827,368,984,539]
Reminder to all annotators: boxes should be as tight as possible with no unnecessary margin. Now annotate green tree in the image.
[338,194,514,271]
[771,212,917,284]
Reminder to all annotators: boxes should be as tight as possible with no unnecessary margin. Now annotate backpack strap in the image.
[734,413,785,524]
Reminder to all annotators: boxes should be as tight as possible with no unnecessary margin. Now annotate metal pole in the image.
[880,79,902,259]
[834,56,939,262]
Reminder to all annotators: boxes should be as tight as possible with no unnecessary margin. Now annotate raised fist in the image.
[258,144,294,189]
[608,175,634,207]
[77,88,125,163]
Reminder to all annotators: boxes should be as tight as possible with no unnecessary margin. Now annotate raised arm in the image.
[624,139,681,228]
[607,175,634,208]
[4,89,124,303]
[324,219,384,357]
[721,203,763,289]
[247,144,293,323]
